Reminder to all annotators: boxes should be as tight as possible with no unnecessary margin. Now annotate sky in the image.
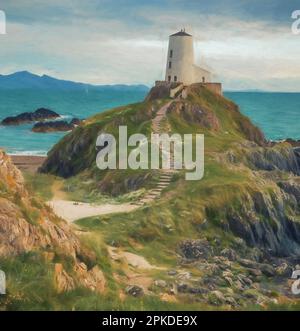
[0,0,300,91]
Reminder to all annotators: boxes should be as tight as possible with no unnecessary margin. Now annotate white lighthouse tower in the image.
[165,30,212,85]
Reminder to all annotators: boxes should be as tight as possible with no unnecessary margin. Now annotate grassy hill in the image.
[5,84,300,310]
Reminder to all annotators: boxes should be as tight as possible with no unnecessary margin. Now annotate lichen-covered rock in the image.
[179,239,213,260]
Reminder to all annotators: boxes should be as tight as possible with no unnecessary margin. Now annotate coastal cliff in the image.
[7,84,300,309]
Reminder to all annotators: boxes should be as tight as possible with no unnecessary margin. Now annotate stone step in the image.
[159,180,171,184]
[145,193,161,198]
[151,190,163,194]
[147,189,161,194]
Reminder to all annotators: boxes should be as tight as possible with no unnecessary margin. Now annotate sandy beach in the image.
[10,155,46,173]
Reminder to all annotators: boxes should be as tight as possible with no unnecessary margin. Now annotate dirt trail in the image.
[51,179,68,200]
[47,200,138,222]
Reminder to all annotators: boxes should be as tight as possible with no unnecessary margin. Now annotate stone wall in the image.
[200,83,223,96]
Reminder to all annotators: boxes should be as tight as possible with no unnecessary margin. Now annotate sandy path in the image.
[48,199,138,222]
[51,179,68,200]
[11,155,46,173]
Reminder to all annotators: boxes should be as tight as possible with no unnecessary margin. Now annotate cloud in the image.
[0,0,299,91]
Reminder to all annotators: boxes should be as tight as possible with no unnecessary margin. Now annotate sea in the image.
[0,89,299,156]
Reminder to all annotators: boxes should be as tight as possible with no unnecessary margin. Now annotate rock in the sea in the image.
[32,120,74,133]
[70,118,82,126]
[1,108,60,125]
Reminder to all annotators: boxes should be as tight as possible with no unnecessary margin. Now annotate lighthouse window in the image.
[169,61,172,69]
[168,76,171,82]
[174,76,177,82]
[170,50,173,58]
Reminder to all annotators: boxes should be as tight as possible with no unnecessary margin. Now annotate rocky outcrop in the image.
[224,186,300,257]
[179,239,213,260]
[32,120,74,133]
[55,262,106,294]
[246,144,300,175]
[167,100,220,131]
[40,126,97,177]
[0,150,105,293]
[144,82,181,102]
[32,118,83,133]
[1,108,60,125]
[0,149,81,257]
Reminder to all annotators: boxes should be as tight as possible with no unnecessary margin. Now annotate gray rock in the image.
[179,239,213,260]
[247,268,263,277]
[208,291,226,305]
[259,264,275,277]
[176,271,191,281]
[154,280,167,288]
[125,285,144,297]
[220,248,237,261]
[167,270,177,276]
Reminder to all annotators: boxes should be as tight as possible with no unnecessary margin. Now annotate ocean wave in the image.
[58,114,73,120]
[7,150,47,156]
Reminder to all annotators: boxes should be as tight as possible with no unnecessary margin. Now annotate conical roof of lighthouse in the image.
[171,29,192,37]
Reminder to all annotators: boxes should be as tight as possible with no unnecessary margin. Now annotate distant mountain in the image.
[0,71,149,92]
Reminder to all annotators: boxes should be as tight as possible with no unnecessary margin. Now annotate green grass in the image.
[24,173,56,201]
[0,250,219,311]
